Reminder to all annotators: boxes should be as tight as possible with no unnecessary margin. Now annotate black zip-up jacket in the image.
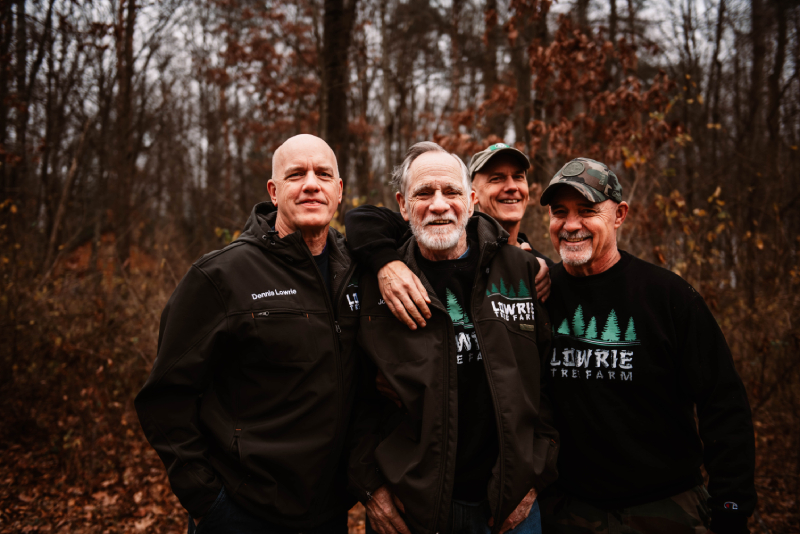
[348,214,560,534]
[135,202,361,528]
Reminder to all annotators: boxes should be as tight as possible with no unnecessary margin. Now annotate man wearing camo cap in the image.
[538,157,756,534]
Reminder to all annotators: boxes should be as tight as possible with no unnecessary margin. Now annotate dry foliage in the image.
[1,0,799,532]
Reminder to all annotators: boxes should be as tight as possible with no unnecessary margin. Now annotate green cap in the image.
[468,143,530,178]
[540,157,623,205]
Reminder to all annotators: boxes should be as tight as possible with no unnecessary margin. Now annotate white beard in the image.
[559,230,593,266]
[411,214,468,251]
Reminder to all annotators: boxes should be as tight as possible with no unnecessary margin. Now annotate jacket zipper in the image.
[423,294,451,534]
[304,245,357,517]
[471,242,506,530]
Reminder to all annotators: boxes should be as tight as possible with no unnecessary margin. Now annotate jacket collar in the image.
[237,202,354,298]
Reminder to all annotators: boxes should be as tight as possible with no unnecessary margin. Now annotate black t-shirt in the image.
[545,250,755,532]
[415,238,499,502]
[314,243,331,299]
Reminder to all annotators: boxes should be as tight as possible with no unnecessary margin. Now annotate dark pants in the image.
[365,499,542,534]
[539,485,711,534]
[188,487,348,534]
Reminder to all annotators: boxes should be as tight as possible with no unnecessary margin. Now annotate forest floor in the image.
[0,404,796,533]
[0,414,367,533]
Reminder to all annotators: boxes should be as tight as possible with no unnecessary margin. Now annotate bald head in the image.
[273,134,339,180]
[267,134,343,248]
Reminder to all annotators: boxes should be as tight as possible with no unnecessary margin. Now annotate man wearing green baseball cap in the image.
[538,157,756,534]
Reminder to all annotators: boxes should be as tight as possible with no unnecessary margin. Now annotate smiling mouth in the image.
[499,199,521,204]
[427,220,453,226]
[300,200,325,205]
[562,236,591,243]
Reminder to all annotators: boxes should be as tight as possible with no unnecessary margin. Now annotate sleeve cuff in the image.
[351,466,387,504]
[367,248,403,275]
[709,513,750,534]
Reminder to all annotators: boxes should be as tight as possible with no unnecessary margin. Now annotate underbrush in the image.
[1,199,798,532]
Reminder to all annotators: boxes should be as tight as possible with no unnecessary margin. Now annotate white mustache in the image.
[559,230,592,241]
[422,214,457,225]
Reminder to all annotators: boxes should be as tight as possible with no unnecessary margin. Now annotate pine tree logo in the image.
[557,318,570,335]
[624,317,637,341]
[517,280,530,298]
[446,289,472,327]
[554,307,639,346]
[585,317,598,339]
[572,305,585,337]
[486,278,532,300]
[601,310,621,342]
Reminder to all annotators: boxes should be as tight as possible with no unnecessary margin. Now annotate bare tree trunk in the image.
[482,0,504,138]
[322,0,358,200]
[609,0,618,44]
[766,0,787,149]
[12,0,25,195]
[705,0,725,167]
[0,0,13,193]
[114,0,137,263]
[450,0,463,117]
[380,1,394,205]
[42,118,93,276]
[576,0,590,32]
[627,0,636,42]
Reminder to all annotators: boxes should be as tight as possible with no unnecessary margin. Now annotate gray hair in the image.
[391,141,471,197]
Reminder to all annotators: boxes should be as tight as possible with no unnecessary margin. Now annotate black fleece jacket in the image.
[135,202,361,528]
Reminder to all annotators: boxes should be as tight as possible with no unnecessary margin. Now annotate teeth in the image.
[499,200,519,203]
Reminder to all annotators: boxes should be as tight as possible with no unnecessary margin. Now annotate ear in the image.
[396,192,410,221]
[614,201,629,229]
[467,189,477,217]
[267,179,279,206]
[336,177,343,204]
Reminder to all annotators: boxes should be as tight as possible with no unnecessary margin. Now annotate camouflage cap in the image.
[468,143,530,178]
[540,157,623,205]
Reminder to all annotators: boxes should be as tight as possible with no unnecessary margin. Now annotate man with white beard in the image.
[348,142,559,534]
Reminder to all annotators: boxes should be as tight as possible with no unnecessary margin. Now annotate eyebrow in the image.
[411,183,464,195]
[282,164,334,176]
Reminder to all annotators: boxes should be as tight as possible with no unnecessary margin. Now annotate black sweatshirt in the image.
[547,251,756,534]
[344,205,553,275]
[415,239,499,502]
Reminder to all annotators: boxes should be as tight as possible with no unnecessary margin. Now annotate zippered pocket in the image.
[251,309,319,363]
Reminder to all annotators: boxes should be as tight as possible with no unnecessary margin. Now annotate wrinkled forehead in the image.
[408,152,464,190]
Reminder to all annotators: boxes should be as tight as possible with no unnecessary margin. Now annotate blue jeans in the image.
[188,486,348,534]
[366,498,541,534]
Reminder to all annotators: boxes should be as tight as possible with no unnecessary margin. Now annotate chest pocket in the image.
[252,309,320,363]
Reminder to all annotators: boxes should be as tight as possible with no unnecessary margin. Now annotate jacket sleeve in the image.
[344,205,409,274]
[681,294,756,534]
[530,258,560,492]
[347,342,397,503]
[134,265,228,517]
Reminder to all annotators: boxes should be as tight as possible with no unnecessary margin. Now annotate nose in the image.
[502,176,518,192]
[300,171,321,192]
[429,191,450,213]
[563,211,583,232]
